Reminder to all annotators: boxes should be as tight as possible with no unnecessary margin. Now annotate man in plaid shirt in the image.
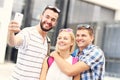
[51,24,105,80]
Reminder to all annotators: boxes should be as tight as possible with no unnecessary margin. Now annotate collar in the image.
[80,44,95,55]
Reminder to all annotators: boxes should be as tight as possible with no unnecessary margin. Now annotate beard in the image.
[40,20,53,32]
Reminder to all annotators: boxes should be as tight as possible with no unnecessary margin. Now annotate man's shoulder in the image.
[21,26,36,34]
[89,44,101,51]
[22,26,35,30]
[90,45,104,56]
[93,45,103,52]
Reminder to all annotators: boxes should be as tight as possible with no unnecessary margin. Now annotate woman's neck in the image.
[58,50,71,59]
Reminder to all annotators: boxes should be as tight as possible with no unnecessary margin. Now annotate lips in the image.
[58,43,65,46]
[44,23,52,29]
[77,40,85,47]
[77,40,84,43]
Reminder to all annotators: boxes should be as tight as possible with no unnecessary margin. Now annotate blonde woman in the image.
[40,28,80,80]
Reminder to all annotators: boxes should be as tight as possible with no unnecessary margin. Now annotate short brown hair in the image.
[42,5,60,15]
[77,24,94,36]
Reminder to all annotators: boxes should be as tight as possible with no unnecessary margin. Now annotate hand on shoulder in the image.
[50,51,59,57]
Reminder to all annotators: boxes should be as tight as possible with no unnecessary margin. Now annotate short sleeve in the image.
[15,28,29,49]
[80,48,104,69]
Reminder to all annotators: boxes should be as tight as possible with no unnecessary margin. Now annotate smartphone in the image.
[14,12,23,27]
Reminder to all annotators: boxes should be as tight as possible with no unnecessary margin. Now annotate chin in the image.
[58,48,66,51]
[78,45,83,48]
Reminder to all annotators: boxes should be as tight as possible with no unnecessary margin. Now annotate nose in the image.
[58,38,64,43]
[76,35,80,39]
[47,19,52,23]
[76,36,82,41]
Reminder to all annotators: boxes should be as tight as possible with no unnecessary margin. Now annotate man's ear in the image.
[91,35,94,43]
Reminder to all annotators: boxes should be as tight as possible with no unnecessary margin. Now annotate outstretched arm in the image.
[52,52,90,76]
[7,20,22,47]
[40,57,48,80]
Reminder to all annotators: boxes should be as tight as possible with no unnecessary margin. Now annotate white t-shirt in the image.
[10,26,48,80]
[46,56,73,80]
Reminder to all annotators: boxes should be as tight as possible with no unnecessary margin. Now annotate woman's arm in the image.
[73,74,80,80]
[52,52,90,76]
[39,57,48,80]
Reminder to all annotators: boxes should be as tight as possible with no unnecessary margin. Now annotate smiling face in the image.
[56,30,75,53]
[76,29,94,51]
[40,9,59,32]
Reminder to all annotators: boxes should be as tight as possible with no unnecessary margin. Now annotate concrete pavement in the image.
[0,62,15,80]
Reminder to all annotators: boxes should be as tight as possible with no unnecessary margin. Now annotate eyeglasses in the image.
[77,24,91,29]
[59,28,73,32]
[46,5,61,13]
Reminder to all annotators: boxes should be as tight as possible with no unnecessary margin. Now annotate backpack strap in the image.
[47,56,54,68]
[46,36,51,56]
[47,56,78,68]
[72,57,78,64]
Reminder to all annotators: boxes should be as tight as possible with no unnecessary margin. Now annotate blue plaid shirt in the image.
[72,44,105,80]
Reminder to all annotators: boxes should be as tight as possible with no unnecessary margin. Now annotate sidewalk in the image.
[0,62,120,80]
[0,62,15,80]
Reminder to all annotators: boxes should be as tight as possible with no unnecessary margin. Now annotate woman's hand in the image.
[50,51,61,58]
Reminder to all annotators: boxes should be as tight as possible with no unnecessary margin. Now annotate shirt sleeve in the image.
[80,48,104,69]
[15,28,29,49]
